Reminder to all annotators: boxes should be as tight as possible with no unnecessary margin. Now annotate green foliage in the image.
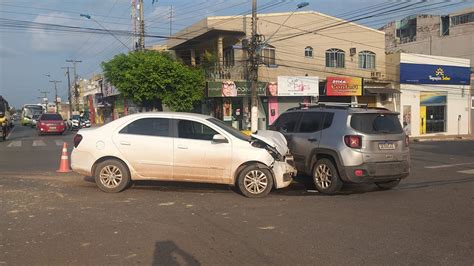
[101,50,205,112]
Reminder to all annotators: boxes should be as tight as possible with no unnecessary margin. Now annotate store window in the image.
[325,48,345,68]
[420,92,447,134]
[304,46,313,58]
[260,46,276,66]
[223,48,234,67]
[358,51,376,69]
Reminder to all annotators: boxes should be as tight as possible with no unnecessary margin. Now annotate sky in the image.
[1,0,472,108]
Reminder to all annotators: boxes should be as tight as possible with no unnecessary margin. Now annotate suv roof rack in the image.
[287,102,369,111]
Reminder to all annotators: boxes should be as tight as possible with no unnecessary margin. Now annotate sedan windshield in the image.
[207,118,250,141]
[41,113,63,121]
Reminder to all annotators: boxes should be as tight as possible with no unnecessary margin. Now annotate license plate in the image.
[49,127,57,130]
[378,142,395,150]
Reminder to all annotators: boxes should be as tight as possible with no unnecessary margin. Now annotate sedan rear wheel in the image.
[94,159,130,193]
[238,164,273,198]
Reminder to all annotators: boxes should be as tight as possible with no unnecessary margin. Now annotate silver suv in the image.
[269,103,410,194]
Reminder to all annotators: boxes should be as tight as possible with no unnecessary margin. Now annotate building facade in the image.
[166,11,397,130]
[387,53,471,137]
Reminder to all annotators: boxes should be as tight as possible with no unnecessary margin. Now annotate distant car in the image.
[269,102,410,194]
[70,115,91,130]
[37,113,66,135]
[30,113,42,128]
[71,112,297,198]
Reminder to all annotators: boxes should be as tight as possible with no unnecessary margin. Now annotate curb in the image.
[411,136,474,142]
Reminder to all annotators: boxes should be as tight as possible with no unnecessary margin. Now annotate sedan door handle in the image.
[177,145,188,149]
[120,141,131,146]
[308,138,318,142]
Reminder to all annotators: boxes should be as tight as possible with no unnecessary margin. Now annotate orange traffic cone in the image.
[57,142,72,173]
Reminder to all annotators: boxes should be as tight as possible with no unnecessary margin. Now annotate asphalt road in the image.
[1,124,473,265]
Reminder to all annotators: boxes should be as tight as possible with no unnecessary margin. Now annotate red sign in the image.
[326,77,362,96]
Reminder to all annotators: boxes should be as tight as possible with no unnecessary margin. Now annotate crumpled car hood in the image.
[251,130,289,156]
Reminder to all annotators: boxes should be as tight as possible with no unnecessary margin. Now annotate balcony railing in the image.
[205,65,247,81]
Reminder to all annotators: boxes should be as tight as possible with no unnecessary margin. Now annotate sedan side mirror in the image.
[212,134,228,144]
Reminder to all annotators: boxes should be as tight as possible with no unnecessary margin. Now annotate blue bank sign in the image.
[400,63,470,85]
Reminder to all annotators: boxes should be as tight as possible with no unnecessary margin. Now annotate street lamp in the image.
[80,14,131,51]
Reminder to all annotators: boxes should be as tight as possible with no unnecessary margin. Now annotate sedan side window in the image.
[178,120,218,141]
[119,118,170,137]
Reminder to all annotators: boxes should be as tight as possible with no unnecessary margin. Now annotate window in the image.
[223,48,234,67]
[207,118,249,141]
[178,120,218,141]
[325,48,345,68]
[273,112,301,133]
[298,113,325,133]
[351,114,402,134]
[120,118,170,137]
[323,113,334,130]
[40,114,63,121]
[304,46,313,58]
[451,12,474,26]
[358,51,376,69]
[260,46,276,66]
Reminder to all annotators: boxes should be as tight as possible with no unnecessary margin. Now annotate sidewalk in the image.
[410,134,474,142]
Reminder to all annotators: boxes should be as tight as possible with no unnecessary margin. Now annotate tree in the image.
[101,50,205,112]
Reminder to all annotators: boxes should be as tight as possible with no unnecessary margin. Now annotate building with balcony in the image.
[166,11,395,129]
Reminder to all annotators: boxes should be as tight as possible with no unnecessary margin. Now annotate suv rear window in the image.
[41,113,63,121]
[350,113,402,134]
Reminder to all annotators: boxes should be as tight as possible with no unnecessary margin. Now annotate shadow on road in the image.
[152,241,200,266]
[397,176,474,190]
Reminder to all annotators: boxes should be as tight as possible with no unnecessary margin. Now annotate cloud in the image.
[0,45,23,58]
[30,12,90,52]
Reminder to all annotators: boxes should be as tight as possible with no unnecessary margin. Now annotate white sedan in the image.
[71,112,296,197]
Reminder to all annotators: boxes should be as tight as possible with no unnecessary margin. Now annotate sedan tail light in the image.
[344,135,362,149]
[73,134,83,148]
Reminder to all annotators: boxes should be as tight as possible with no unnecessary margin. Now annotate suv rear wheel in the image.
[375,179,400,190]
[313,158,343,194]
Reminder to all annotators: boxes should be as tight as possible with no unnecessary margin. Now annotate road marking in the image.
[6,125,16,140]
[55,140,64,146]
[425,162,474,169]
[7,141,21,147]
[32,140,46,147]
[457,169,474,174]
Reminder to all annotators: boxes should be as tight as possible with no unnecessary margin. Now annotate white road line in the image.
[7,140,22,147]
[55,140,64,146]
[425,162,474,169]
[32,140,46,147]
[457,169,474,174]
[5,125,16,140]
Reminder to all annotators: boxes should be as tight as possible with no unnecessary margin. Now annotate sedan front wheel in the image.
[237,164,273,198]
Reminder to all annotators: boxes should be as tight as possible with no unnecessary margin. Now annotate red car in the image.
[37,113,66,135]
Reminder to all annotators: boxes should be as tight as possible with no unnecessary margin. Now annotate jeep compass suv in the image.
[270,103,410,194]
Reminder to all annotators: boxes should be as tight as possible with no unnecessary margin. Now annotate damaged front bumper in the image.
[272,155,297,189]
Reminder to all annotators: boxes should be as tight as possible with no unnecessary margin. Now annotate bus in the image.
[0,95,13,140]
[20,104,44,126]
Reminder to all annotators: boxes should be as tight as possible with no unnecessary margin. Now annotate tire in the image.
[94,159,131,193]
[312,158,343,194]
[237,164,274,198]
[375,179,400,190]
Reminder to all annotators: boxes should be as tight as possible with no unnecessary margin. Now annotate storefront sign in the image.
[326,77,362,96]
[400,63,471,85]
[277,76,319,96]
[207,81,266,97]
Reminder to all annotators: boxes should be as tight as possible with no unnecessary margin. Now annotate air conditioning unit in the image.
[350,48,356,56]
[371,71,382,79]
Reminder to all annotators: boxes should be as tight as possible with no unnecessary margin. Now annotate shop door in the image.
[426,106,446,133]
[420,106,426,135]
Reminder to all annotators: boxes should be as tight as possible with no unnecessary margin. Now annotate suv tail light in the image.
[405,135,409,147]
[344,135,362,149]
[73,134,83,148]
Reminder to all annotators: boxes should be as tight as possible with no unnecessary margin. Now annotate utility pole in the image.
[132,0,138,50]
[138,0,145,50]
[250,0,259,132]
[49,80,61,113]
[169,5,173,36]
[66,59,82,112]
[38,90,49,103]
[61,66,73,119]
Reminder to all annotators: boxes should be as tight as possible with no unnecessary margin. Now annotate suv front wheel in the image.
[313,158,343,194]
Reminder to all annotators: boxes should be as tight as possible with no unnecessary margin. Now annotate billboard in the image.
[277,76,319,96]
[400,63,470,85]
[326,77,362,96]
[207,81,267,97]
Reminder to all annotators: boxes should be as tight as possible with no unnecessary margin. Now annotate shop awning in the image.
[364,87,401,94]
